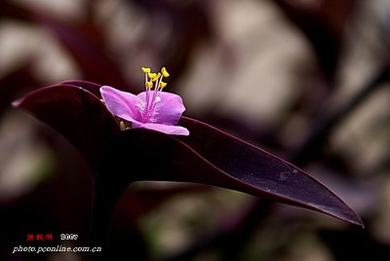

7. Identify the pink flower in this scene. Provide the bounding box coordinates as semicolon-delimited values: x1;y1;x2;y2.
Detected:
100;66;189;136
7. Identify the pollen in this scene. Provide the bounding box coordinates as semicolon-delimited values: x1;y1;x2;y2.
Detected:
159;81;167;88
145;81;153;88
142;66;170;91
149;72;162;82
161;67;170;78
142;67;151;73
148;72;157;80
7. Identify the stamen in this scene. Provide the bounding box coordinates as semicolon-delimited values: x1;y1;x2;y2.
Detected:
144;69;151;115
148;72;161;82
161;67;170;78
142;67;151;73
141;66;170;119
155;73;163;91
159;81;167;88
151;73;167;112
145;81;153;88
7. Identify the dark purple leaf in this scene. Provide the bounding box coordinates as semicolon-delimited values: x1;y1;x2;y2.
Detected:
178;117;363;226
13;84;363;227
100;126;362;227
13;84;120;164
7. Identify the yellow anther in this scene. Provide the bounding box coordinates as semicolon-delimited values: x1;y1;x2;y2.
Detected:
161;67;170;78
142;67;151;73
151;73;162;82
142;66;170;90
148;72;157;81
145;81;153;88
159;81;167;88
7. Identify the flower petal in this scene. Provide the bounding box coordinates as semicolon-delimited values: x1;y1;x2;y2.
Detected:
138;91;185;125
139;123;189;136
100;86;143;124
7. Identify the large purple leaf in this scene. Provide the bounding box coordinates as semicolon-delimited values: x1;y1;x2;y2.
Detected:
178;117;363;226
13;83;362;226
100;126;362;227
13;84;120;164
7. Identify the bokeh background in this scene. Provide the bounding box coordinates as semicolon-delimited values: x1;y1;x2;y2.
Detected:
0;0;389;260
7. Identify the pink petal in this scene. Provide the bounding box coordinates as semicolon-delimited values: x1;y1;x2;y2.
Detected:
100;86;143;124
138;91;185;125
140;123;190;136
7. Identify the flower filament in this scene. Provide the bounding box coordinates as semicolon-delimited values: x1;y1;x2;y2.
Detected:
141;66;170;121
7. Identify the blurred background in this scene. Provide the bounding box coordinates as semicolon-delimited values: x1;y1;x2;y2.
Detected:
0;0;389;260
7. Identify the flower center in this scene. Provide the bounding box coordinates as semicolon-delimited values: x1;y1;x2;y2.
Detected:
140;66;170;123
